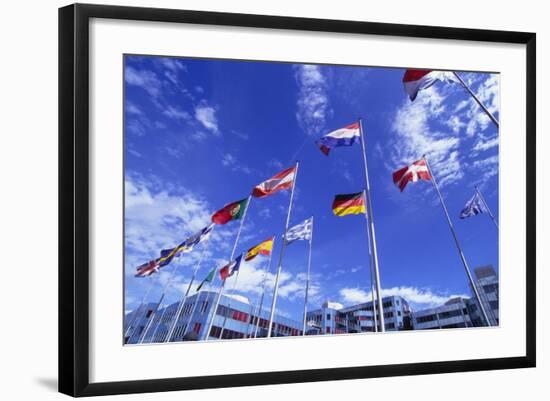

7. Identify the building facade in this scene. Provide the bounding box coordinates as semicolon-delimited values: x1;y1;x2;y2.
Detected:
125;291;302;344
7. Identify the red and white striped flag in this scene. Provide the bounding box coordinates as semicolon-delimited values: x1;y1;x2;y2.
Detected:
392;159;431;192
252;166;296;198
403;69;458;101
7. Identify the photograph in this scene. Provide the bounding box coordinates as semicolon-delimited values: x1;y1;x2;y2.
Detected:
122;55;500;345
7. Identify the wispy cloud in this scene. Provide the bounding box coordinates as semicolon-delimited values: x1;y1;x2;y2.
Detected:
125;66;162;98
195;101;219;135
294;65;331;136
163;105;191;122
339;286;469;310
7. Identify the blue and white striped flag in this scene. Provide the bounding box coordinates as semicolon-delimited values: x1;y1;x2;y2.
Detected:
284;217;313;244
459;193;487;219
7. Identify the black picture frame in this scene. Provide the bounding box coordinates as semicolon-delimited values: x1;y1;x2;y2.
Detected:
59;3;536;397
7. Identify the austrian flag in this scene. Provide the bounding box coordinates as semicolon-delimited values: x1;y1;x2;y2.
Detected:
392;159;431;192
403;69;458;101
252;166;296;198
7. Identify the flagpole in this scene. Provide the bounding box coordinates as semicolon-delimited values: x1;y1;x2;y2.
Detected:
254;243;275;338
205;195;252;341
475;186;499;230
302;216;314;335
423;155;491;326
163;239;210;343
267;161;299;338
362;190;378;332
137;262;182;344
452;72;499;129
358;119;386;332
127;272;163;342
124;275;156;340
219;197;253;339
182;281;213;341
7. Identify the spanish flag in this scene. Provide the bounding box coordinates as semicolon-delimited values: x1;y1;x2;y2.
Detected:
245;237;274;261
332;192;366;216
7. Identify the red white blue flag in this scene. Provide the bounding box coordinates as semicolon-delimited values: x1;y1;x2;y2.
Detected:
403;69;458;101
316;122;360;156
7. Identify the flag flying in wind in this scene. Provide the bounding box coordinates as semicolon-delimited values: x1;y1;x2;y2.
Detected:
332;192;366;216
403;69;459;101
460;192;487;219
285;217;313;244
158;223;214;267
245;237;274;261
315;122;361;156
392;159;431;192
219;254;243;281
135;259;161;277
252;166;296;198
211;198;249;225
197;266;217;291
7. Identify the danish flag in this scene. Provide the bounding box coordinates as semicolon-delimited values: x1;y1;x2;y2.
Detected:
392;159;431;192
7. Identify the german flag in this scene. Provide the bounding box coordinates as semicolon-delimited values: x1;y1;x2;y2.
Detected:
332;192;366;217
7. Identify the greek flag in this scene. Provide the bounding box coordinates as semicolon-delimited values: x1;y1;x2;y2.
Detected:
284;217;313;244
459;193;486;219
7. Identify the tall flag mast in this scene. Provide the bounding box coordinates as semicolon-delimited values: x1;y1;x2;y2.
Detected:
362;189;379;332
421;155;492;326
267;161;300;337
163;232;213;343
205;195;252;341
253;238;276;338
124;277;157;342
301;217;314;335
452;72;499;129
358;118;386;332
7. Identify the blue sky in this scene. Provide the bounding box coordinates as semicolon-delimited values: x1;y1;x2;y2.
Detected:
123;55;499;321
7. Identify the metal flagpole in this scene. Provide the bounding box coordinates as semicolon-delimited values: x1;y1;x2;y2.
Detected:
358;119;386;332
127;271;163;342
475;186;499;230
423;155;491;326
138;262;183;344
254;241;275;338
124;276;156;339
163;238;210;343
362;190;378;333
219;197;254;339
181;281;212;340
302;217;314;335
205;195;252;341
267;161;299;338
452;72;499;129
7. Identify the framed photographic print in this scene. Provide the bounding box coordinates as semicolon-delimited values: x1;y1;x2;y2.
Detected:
58;3;536;397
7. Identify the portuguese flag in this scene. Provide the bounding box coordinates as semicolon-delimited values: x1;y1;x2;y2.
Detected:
332;192;366;217
211;198;249;225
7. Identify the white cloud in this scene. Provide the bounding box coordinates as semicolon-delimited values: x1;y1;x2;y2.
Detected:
125;66;162;98
195;102;219;134
390;86;463;188
126;102;142;116
163;105;190;122
472;136;499;153
294;65;331;136
220;153;253;175
339;286;469;310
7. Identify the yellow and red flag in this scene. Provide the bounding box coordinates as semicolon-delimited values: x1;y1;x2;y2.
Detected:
245;237;274;261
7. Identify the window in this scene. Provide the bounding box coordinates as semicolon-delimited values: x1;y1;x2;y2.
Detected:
397;311;401;316
438;309;463;319
386;323;395;329
193;322;202;334
417;314;437;323
326;314;331;321
489;300;499;310
146;309;153;318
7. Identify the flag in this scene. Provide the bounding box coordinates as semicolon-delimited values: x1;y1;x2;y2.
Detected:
245;237;274;261
197;266;216;291
460;192;487;219
392;159;431;192
158;224;214;267
252;167;296;198
332;192;366;216
403;69;459;101
285;217;313;244
219;254;243;281
211;198;249;225
135;259;160;277
315;122;361;156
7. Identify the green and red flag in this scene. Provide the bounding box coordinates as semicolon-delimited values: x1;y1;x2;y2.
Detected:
211;198;249;225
